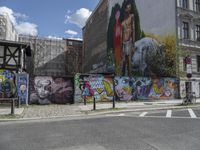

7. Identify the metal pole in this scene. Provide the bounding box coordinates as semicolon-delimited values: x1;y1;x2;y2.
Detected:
112;75;115;109
84;98;86;105
11;99;15;115
93;97;96;110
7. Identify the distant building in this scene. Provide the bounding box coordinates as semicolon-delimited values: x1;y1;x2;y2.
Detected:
0;14;18;41
19;35;83;76
65;39;83;74
19;35;67;76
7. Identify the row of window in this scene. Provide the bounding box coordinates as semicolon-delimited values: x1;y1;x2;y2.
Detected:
182;0;200;12
182;21;200;40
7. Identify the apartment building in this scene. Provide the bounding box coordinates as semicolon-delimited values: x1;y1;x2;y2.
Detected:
83;0;200;98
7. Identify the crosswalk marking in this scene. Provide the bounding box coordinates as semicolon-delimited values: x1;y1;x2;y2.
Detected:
166;110;172;118
139;112;148;117
188;109;197;118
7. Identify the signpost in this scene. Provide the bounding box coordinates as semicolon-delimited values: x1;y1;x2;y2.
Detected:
185;56;192;103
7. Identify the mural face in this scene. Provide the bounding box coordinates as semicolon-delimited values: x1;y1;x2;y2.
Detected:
30;76;73;105
17;73;29;105
0;69;16;98
114;77;133;101
75;75;114;103
107;0;176;77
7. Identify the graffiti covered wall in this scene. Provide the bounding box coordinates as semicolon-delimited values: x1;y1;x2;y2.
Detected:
74;74;178;102
114;77;178;100
30;76;73;104
74;74;114;103
0;69;16;98
17;73;29;105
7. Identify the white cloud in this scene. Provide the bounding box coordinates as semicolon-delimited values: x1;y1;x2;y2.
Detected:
14;12;29;20
65;29;78;36
15;22;38;36
65;8;92;28
46;35;62;40
0;6;38;36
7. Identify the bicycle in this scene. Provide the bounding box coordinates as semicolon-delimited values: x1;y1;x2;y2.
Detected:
182;92;196;105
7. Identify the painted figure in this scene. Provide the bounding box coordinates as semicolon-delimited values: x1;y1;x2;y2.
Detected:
122;3;135;76
114;77;133;101
113;10;122;74
30;77;52;105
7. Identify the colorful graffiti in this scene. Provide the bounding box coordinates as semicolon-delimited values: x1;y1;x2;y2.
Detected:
30;76;73;105
74;75;114;103
17;73;29;105
107;0;176;77
74;74;178;102
107;0;142;76
0;69;16;98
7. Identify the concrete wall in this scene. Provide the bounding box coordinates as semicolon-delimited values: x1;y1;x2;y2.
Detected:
135;0;176;35
83;0;108;73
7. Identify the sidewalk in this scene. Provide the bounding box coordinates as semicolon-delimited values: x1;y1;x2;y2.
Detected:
0;99;200;120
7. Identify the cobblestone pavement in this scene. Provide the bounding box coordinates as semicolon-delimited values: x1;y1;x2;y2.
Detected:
22;104;83;118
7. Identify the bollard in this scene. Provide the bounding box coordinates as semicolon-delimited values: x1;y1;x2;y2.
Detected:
93;97;96;110
11;99;15;115
84;98;86;105
113;95;115;109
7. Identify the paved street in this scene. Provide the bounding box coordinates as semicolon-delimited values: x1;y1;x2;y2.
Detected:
0;108;200;150
113;107;200;119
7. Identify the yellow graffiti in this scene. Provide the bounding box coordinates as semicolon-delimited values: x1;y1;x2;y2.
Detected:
102;79;114;96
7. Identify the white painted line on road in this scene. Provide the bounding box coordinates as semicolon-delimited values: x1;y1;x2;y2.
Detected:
188;109;197;118
166;110;172;118
139;112;148;117
118;113;125;116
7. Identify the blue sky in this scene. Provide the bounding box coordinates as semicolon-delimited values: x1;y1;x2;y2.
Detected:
0;0;100;39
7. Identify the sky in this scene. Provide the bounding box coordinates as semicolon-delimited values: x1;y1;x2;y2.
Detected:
0;0;100;40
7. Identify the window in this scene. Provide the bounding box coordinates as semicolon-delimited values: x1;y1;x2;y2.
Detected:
197;55;200;72
196;25;200;41
68;41;73;46
183;22;189;39
196;0;200;12
182;0;188;9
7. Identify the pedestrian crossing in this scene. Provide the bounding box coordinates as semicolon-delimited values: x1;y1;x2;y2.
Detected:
138;108;200;119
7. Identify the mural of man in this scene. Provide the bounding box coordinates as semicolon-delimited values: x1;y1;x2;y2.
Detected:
121;2;135;76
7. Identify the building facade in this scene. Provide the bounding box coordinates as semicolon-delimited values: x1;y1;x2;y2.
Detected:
19;35;67;76
0;14;18;41
83;0;200;99
65;39;83;74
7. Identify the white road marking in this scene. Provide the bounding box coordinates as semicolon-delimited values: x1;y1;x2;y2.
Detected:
139;112;148;117
166;110;172;118
118;113;125;116
188;109;197;118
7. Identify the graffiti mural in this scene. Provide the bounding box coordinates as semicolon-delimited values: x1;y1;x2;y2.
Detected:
75;74;178;102
74;75;114;103
17;73;29;105
114;77;178;101
0;69;16;98
114;76;133;101
30;76;73;105
107;0;176;77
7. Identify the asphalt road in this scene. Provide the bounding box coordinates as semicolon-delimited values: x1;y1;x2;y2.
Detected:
0;108;200;150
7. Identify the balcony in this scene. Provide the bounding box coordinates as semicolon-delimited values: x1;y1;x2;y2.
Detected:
179;38;200;48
